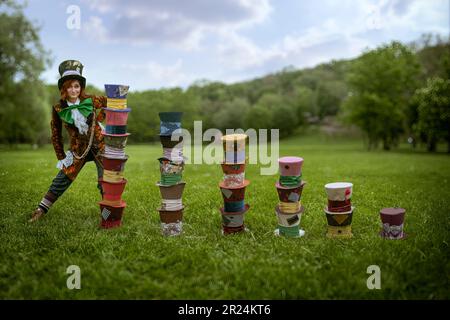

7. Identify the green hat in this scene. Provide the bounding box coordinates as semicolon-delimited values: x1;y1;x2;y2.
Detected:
58;60;86;90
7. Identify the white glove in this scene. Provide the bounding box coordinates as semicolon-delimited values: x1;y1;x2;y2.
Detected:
56;151;74;169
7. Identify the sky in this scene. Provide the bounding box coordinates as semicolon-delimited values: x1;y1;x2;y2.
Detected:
21;0;450;91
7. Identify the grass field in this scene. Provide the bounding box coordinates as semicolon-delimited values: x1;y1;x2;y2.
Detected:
1;135;449;299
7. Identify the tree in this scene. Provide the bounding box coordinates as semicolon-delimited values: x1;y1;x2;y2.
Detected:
342;41;420;150
0;0;51;145
412;77;450;152
212;98;250;131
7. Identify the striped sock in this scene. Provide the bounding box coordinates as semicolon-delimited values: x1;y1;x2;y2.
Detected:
38;192;58;213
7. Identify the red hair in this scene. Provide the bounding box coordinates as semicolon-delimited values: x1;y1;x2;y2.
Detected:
60;79;89;101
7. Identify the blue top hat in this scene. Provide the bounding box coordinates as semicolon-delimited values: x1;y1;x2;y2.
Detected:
159;112;183;136
104;84;130;99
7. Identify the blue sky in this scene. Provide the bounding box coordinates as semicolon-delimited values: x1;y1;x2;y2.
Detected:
23;0;449;91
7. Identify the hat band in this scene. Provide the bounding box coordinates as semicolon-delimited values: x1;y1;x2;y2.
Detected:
278;225;300;237
160;173;182;186
105;145;126;158
103;170;124;183
381;223;404;239
160;121;181;135
160;161;184;175
161;199;183;211
279;175;302;187
104;136;128;149
278;201;301;213
223;173;245;188
106;125;127;135
327;200;352;213
106;98;128;109
221;214;244;228
163;147;184;162
327;225;353;238
62;70;82;77
224;200;245;212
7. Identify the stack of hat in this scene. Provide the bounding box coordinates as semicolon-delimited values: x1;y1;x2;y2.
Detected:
324;182;354;238
98;84;131;229
219;134;250;235
156;112;185;236
274;157;306;238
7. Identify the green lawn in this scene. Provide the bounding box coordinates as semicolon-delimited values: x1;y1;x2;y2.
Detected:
1;136;449;299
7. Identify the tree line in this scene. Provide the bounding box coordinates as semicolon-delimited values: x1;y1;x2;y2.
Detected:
1;1;449;152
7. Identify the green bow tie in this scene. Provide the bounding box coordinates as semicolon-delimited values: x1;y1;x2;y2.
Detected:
58;98;93;124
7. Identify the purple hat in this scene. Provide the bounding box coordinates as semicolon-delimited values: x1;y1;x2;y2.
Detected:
380;208;406;239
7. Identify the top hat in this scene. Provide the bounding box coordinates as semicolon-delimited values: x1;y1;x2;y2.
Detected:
160;135;184;148
275;181;306;202
324;207;354;226
221;134;247;152
219;180;250;202
103;108;131;126
379;207;406;239
379;207;405;225
278;157;304;176
104;84;130;99
159;112;183;123
159;112;183;136
58;60;86;90
221;163;245;175
157;181;186;200
324;182;353;201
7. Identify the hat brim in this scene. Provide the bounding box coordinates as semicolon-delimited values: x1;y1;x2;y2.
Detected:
157;205;185;212
275;204;304;215
58;75;86;90
323;206;354;215
98;199;127;208
219;179;250;189
101;131;131;137
379;231;408;240
156;181;186;187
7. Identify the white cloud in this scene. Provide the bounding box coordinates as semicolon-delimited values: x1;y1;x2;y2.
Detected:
214;0;448;78
82;16;109;43
118;59;192;89
78;0;448;88
82;0;272;49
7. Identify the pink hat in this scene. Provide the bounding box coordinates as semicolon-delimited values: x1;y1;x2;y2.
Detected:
278;157;304;176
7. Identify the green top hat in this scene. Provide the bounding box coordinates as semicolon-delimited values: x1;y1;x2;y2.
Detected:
58;60;86;90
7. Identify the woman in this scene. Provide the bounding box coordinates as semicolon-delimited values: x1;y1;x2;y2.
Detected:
29;60;107;222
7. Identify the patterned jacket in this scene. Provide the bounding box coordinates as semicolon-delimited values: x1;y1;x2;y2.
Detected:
51;95;106;180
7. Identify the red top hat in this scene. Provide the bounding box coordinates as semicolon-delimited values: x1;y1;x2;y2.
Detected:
219;180;250;202
275;181;306;202
221;163;246;175
379;208;405;226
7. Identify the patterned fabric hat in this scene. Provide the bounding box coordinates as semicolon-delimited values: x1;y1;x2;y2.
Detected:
58;60;86;89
